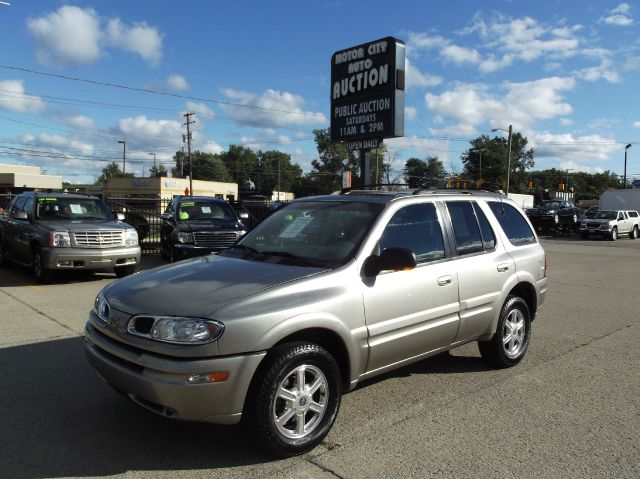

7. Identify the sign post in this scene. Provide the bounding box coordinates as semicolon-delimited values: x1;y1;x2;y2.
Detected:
330;36;405;188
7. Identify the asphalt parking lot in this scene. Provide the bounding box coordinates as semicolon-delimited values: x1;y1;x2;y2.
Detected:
0;236;638;479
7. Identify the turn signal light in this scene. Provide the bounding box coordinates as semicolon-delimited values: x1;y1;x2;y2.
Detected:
187;372;229;384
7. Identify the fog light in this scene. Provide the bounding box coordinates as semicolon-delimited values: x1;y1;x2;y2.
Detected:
187;372;229;384
58;260;72;267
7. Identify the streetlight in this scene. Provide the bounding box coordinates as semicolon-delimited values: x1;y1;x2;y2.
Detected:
470;148;486;181
118;140;126;175
149;152;157;176
624;144;632;189
491;125;513;194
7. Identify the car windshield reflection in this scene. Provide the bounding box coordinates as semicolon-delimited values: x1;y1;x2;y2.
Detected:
220;201;384;268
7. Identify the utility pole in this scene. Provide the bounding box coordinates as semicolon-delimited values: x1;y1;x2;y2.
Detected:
118;140;126;175
183;112;195;196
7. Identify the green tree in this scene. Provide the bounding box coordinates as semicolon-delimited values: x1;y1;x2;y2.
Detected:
95;162;133;184
149;163;168;177
173;151;232;182
256;150;303;195
403;156;447;187
219;145;259;189
309;128;359;193
462;132;534;192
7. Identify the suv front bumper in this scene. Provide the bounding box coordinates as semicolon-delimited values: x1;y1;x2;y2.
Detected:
84;319;266;425
42;245;141;270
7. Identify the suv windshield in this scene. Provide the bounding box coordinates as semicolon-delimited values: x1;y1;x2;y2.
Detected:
593;210;617;220
36;197;113;220
177;200;235;221
222;200;383;268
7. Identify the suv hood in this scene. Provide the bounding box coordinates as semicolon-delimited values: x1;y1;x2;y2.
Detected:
38;219;131;232
176;219;244;233
102;254;327;317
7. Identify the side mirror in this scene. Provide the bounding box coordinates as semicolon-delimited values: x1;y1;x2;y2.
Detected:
14;211;28;220
239;212;249;220
364;247;417;276
116;213;125;221
161;213;173;221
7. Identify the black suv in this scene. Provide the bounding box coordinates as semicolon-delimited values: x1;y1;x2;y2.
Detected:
160;196;248;262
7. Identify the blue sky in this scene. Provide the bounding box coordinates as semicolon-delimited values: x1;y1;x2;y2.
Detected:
1;0;639;184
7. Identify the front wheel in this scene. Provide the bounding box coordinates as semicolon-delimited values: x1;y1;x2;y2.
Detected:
114;265;136;278
32;246;53;283
610;227;618;241
629;225;639;240
478;296;531;368
244;342;342;457
580;232;589;240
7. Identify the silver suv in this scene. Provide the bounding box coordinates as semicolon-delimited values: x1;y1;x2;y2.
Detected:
84;189;547;457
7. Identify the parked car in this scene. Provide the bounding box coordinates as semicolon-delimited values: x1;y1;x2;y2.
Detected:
526;199;581;232
160;196;248;262
579;209;640;240
0;192;141;282
85;189;547;457
576;206;599;229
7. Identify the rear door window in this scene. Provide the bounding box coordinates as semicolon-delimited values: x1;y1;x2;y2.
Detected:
446;201;483;256
488;202;536;246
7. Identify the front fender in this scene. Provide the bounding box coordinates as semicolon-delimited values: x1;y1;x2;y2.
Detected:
254;312;368;387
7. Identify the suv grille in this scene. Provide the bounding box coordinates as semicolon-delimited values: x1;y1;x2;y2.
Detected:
193;231;238;249
74;231;123;248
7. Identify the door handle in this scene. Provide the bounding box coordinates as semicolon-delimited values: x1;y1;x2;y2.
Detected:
497;263;510;272
437;275;452;286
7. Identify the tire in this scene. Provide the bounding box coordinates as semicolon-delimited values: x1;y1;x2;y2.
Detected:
32;246;53;283
0;239;8;267
610;227;618;241
160;240;169;260
478;296;531;368
629;225;639;240
114;264;136;278
169;246;176;263
244;342;342;458
580;232;589;240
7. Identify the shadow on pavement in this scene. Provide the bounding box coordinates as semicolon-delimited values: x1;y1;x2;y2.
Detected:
0;338;275;479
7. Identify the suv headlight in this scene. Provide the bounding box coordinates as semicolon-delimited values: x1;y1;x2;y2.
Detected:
547;209;555;214
48;231;71;247
124;229;138;246
94;292;110;325
127;315;224;344
177;232;193;243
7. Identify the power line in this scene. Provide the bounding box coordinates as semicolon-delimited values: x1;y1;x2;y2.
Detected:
0;64;326;119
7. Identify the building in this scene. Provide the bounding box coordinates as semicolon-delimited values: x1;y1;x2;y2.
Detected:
0;164;62;194
102;176;238;201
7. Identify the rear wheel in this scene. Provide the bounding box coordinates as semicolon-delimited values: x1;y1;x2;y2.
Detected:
244;342;342;457
580;232;589;239
479;296;531;368
0;239;8;267
160;239;169;260
32;246;53;283
629;225;639;240
610;227;618;241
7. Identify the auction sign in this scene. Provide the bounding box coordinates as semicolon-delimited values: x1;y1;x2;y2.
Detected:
330;36;405;144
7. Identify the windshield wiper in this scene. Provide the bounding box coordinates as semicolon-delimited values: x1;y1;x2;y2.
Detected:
228;244;262;257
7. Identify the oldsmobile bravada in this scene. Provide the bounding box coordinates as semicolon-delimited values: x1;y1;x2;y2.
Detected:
84;189;547;457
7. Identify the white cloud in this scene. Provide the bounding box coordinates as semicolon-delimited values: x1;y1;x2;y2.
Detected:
385;136;452;164
59;115;97;130
531;131;620;163
20;133;94;156
0;80;46;113
577;59;621;83
185;101;215;119
26;6;101;67
26;6;164;67
405;106;418;121
106;19;163;65
479;54;514;73
600;3;633;26
560;118;574;126
425;77;575;131
116;115;183;142
220;88;326;128
441;44;480;65
167;75;190;91
199;140;223;155
405;59;442;88
633;121;640;128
